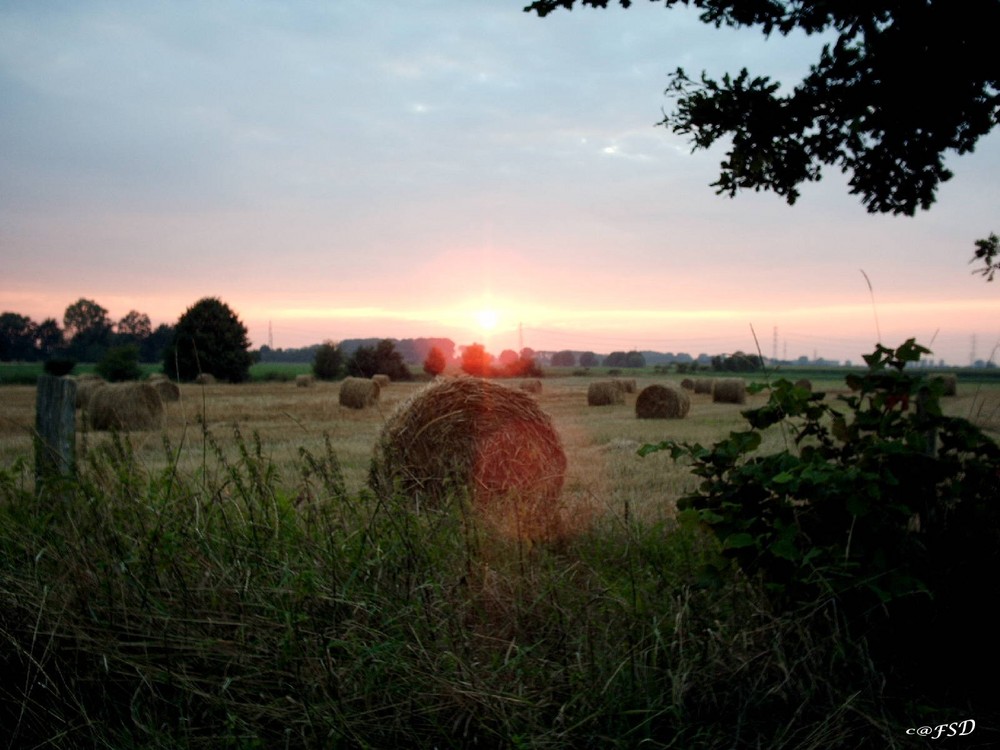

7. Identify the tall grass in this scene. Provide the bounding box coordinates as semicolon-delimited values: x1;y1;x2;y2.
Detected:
0;424;909;749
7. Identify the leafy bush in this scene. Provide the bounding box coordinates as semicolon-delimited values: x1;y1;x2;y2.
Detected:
163;297;254;383
422;345;446;377
347;339;411;380
641;339;1000;706
96;344;142;382
312;340;344;380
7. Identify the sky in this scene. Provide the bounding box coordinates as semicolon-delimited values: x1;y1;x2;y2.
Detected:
2;1;998;366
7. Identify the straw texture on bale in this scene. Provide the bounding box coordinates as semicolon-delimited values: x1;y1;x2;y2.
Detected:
680;378;695;391
89;382;164;431
371;378;566;537
147;373;169;382
614;378;637;394
712;378;747;404
75;377;106;409
794;378;813;392
519;379;542;394
152;379;181;402
372;374;391;389
694;378;713;395
587;381;624;406
194;373;216;385
296;374;315;388
932;374;957;396
635;384;690;419
339;377;380;409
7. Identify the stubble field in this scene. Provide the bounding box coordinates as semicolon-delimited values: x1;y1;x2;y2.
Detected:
2;372;997;531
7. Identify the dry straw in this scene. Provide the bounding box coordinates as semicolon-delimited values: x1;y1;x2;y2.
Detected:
89;382;164;431
296;374;315;388
339;377;380;409
694;378;714;395
680;378;695;391
74;377;106;409
372;374;391;389
371;377;567;539
519;379;542;394
712;378;747;404
152;379;181;403
588;381;624;406
635;384;690;419
194;373;216;385
614;378;637;394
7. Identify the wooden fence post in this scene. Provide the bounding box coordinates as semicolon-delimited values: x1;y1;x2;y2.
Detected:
35;374;77;486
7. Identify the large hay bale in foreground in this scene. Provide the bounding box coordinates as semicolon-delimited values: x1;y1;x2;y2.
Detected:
712;378;747;404
371;378;567;537
635;384;690;419
372;374;391;389
339;377;380;409
588;381;624;406
89;382;164;431
75;377;107;409
693;378;713;395
152;378;181;402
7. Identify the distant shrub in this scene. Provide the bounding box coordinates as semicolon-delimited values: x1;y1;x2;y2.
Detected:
97;345;142;382
312;341;344;381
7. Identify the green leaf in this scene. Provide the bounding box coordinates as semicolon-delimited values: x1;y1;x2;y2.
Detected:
723;532;756;550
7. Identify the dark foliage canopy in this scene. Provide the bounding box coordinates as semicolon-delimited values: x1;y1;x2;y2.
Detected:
525;0;1000;217
164;297;254;383
347;339;412;381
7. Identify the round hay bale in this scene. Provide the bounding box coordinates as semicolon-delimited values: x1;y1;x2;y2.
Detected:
371;378;566;537
89;382;164;431
587;381;624;406
519;379;542;394
693;378;713;395
152;378;181;402
680;378;695;391
932;374;957;396
635;384;690;419
296;374;315;388
712;378;747;404
194;373;216;385
793;378;813;392
75;377;107;409
614;378;637;394
372;374;391;389
339;376;380;409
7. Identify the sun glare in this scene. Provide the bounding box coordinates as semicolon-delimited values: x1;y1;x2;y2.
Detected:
476;308;499;331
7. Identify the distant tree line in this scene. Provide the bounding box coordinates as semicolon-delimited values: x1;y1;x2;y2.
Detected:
0;298;174;365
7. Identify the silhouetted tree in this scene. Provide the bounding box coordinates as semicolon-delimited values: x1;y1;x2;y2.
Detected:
579;351;598;367
0;313;36;361
97;345;142;382
527;1;999;218
312;341;344;381
423;346;447;377
164;297;254;383
64;298;113;362
551;350;575;367
34;318;64;360
347;339;411;380
461;343;493;377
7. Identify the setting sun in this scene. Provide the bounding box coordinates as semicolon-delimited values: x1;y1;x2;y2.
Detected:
476;308;499;331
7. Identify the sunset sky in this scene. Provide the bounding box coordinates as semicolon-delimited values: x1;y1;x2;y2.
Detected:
2;1;998;365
